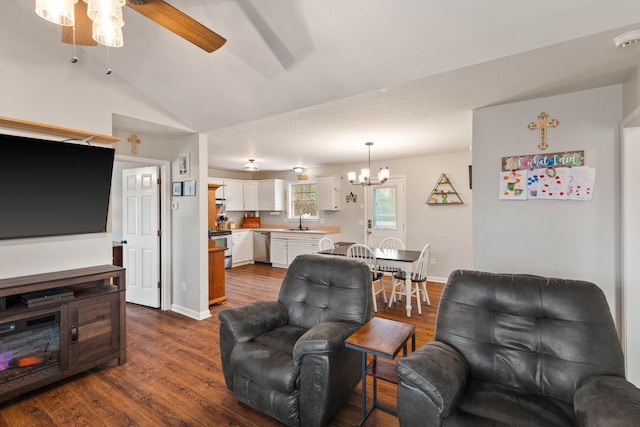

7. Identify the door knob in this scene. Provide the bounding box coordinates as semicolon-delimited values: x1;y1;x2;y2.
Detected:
120;240;127;245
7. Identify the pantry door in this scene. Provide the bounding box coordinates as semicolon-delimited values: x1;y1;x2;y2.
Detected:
364;176;406;247
122;166;160;308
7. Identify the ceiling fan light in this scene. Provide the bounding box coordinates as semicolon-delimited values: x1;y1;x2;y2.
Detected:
244;159;259;171
35;0;77;26
92;18;124;47
87;0;124;23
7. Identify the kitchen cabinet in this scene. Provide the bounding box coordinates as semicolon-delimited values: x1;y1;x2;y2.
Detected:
270;236;288;267
258;179;284;211
225;179;258;211
208;245;226;305
305;233;340;254
232;230;253;267
287;235;306;265
225;179;244;211
208;184;224;230
271;232;340;268
207;177;225;199
317;176;341;211
244;181;259;211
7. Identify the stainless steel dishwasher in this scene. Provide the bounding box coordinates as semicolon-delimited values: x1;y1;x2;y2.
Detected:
253;231;271;264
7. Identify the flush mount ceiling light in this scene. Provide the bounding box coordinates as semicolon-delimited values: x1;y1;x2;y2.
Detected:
293;166;304;174
244;159;259;171
614;29;640;48
348;142;389;186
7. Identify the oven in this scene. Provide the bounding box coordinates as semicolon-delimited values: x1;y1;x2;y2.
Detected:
209;230;233;268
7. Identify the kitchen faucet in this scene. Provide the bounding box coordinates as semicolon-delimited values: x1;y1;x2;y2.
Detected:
298;212;307;230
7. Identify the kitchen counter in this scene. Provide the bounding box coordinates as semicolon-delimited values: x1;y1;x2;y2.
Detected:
234;225;340;235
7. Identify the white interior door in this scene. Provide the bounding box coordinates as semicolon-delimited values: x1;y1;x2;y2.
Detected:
122;166;160;308
365;176;406;247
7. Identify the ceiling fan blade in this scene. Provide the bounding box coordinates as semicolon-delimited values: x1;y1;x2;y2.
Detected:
125;0;226;53
61;1;97;46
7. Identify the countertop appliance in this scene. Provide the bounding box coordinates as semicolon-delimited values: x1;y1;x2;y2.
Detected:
253;231;271;264
209;230;233;268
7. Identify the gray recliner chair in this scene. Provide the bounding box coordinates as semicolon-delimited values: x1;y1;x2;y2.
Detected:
395;269;640;426
218;254;374;426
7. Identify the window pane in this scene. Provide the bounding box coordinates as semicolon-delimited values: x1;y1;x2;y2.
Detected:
290;183;318;217
373;187;396;229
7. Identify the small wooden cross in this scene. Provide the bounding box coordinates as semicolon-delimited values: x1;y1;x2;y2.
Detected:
528;112;558;150
127;134;141;154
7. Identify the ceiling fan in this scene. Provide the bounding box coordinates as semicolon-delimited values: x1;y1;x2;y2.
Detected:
61;0;226;53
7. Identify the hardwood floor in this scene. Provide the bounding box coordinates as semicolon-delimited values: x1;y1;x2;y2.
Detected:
0;263;443;427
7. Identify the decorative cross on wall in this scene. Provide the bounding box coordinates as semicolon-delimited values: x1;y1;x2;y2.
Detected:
128;134;141;154
528;112;558;150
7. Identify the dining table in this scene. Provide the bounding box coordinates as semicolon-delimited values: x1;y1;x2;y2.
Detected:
318;244;422;317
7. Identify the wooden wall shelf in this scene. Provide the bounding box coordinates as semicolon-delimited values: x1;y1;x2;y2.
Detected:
426;173;464;205
0;116;120;144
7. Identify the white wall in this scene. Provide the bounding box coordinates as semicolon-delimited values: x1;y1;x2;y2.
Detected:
473;85;622;325
168;134;210;319
211;149;473;282
0;4;208;321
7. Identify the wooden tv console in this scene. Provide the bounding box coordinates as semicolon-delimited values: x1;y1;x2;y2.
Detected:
0;265;126;403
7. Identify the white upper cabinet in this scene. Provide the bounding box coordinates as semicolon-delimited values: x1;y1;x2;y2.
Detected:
317;176;341;211
243;181;259;211
258;179;284;211
208;177;225;199
224;179;259;211
224;179;244;211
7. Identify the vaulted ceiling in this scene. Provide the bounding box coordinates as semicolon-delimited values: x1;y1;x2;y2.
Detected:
6;1;640;171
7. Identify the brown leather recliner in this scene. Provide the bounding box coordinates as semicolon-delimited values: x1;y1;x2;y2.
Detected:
218;254;374;427
395;270;640;426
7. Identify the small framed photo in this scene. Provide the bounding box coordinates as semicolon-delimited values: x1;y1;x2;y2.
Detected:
177;152;190;178
172;182;183;196
183;180;196;196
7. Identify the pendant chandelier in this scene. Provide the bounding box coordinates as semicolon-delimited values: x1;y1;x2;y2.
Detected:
348;142;389;186
35;0;125;48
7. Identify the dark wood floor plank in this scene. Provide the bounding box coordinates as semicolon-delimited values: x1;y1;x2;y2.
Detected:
0;263;443;426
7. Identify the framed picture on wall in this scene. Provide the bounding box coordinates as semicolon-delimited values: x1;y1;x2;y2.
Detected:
178;152;190;177
172;182;183;196
183;180;196;196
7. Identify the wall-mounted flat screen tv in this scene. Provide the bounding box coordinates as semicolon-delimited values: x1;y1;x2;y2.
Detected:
0;133;115;240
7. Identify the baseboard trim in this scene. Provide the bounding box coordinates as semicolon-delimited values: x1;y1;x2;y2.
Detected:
171;304;212;320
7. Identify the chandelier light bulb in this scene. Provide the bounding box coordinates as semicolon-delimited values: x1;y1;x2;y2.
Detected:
348;142;390;186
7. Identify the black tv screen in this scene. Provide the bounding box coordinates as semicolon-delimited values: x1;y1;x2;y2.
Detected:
0;133;115;240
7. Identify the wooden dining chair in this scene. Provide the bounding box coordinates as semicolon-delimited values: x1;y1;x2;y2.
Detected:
347;244;386;312
389;243;430;314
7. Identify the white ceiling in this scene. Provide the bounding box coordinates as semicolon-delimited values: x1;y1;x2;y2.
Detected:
7;1;640;171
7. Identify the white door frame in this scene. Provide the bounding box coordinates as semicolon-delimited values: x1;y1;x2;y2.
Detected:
363;175;407;246
116;154;172;311
621;107;640;386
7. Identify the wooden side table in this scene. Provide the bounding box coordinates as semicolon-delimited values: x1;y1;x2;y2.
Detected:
345;317;416;426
